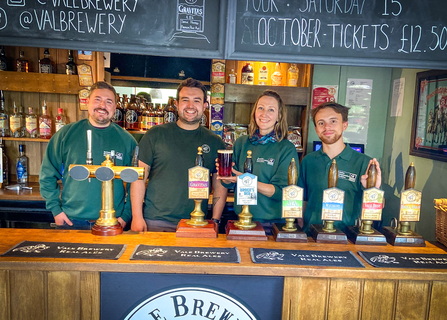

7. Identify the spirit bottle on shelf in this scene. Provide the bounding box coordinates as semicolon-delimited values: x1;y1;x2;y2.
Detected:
125;94;139;130
241;63;254;85
10;103;24;138
55;108;66;132
0;91;9;137
156;104;164;126
0;46;8;71
16;51;29;73
271;63;283;86
287;64;299;87
65;50;77;75
39;101;52;139
227;68;237;84
258;62;269;85
39;48;54;74
164;98;177;123
16;144;28;187
25;107;38;138
0;139;8;187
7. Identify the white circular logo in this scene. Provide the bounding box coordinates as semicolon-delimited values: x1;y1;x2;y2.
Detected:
124;287;258;320
242;176;252;186
201;144;210;153
328;191;339;201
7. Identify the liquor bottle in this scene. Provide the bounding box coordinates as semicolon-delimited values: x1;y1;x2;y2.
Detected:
9;103;24;138
65;50;77;75
201;104;209;128
287;63;299;86
16;144;28;187
25;107;38;138
258;62;269;85
195;146;204;167
55;108;66;132
39;48;54;74
16;51;29;73
39;101;52;139
132;146;139;167
0;91;9;137
156;104;164;126
112;94;124;127
271;63;283;86
227;68;237;84
0;46;8;71
125;94;139;130
244;150;253;174
241;63;254;85
164;98;177;123
0;139;8;186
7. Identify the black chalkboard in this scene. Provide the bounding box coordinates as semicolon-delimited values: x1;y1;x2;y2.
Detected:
0;0;226;59
226;0;447;69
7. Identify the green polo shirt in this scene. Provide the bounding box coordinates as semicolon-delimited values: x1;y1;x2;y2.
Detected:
298;145;371;233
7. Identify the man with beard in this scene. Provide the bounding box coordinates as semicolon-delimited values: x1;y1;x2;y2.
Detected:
298;102;381;233
130;78;227;232
40;81;137;229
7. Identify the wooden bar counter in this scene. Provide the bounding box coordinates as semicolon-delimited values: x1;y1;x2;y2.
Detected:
1;228;446;320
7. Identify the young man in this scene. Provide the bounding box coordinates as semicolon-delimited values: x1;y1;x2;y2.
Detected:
131;78;227;232
298;102;381;233
40;81;137;229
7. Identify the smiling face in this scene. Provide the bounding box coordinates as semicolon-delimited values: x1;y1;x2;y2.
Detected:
87;88;116;127
254;95;279;135
314;107;348;145
176;87;206;129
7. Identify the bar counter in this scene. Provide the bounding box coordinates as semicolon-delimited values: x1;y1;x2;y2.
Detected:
1;228;447;320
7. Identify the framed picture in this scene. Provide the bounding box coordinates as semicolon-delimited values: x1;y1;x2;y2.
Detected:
410;70;447;162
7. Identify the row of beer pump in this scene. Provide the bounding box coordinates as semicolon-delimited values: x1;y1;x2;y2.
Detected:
70;138;425;246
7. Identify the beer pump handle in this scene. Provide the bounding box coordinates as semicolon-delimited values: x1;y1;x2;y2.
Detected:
328;159;338;188
288;158;298;186
86;130;93;165
366;161;377;189
244;150;253;174
132;146;140;167
195;146;204;167
404;162;416;190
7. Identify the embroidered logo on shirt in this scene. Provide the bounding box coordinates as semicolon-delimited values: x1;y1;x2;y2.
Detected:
201;144;210;153
338;170;357;182
256;157;275;166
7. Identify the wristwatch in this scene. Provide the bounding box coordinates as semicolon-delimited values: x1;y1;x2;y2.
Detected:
212;218;221;226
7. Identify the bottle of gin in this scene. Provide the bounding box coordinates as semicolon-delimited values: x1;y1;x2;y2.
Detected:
65;50;77;75
25;107;38;138
0;91;9;137
16;51;29;73
9;103;24;138
39;101;52;139
39;48;54;74
0;46;8;71
55;108;66;132
258;62;269;85
16;144;28;186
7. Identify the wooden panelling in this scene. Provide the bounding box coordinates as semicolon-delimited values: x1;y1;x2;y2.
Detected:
428;281;447;320
10;270;46;320
395;280;430;320
282;277;328;320
0;72;82;94
0;270;10;320
80;272;100;320
48;271;81;320
328;278;362;320
361;279;396;320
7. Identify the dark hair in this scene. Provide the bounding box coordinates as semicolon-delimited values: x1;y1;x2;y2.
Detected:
176;78;207;104
89;81;117;103
311;102;350;126
248;90;288;142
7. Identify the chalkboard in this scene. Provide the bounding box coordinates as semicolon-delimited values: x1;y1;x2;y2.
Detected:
0;0;226;59
226;0;447;69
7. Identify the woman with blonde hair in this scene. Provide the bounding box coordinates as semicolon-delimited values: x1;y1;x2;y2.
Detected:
218;90;298;233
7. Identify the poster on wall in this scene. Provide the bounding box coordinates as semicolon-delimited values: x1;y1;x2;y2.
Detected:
344;79;373;145
312;85;338;109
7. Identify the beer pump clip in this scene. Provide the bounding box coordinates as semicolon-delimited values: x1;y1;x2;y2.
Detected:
69;130;144;236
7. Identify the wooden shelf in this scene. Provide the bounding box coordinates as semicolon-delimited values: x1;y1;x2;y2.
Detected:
127;130;146;135
111;75;211;87
0;71;82;94
2;137;50;142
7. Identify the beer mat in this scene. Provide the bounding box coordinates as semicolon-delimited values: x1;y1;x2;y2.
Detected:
1;241;126;260
359;251;447;269
250;248;365;268
130;245;240;263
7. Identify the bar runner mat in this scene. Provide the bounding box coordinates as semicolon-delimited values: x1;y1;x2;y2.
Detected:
359;251;447;269
130;245;240;263
251;248;364;268
1;241;126;260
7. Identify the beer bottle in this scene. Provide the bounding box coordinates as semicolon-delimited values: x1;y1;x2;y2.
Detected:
156;104;164;126
164;98;177;123
244;150;253;174
113;94;124;128
125;94;139;130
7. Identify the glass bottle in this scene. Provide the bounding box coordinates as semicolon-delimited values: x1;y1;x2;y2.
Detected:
25;107;38;138
138;97;146;130
9;103;24;138
122;94;128;128
258;62;269;85
112;94;124;127
55;108;66;132
141;103;150;131
16;51;29;73
125;94;139;130
65;50;77;75
241;63;254;85
0;91;9;137
287;63;299;87
201;104;209;128
39;48;54;74
148;103;157;129
0;46;8;71
227;68;237;84
39;101;52;139
163;98;177;123
16;144;28;187
156;104;164;126
0;138;9;187
271;63;283;86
